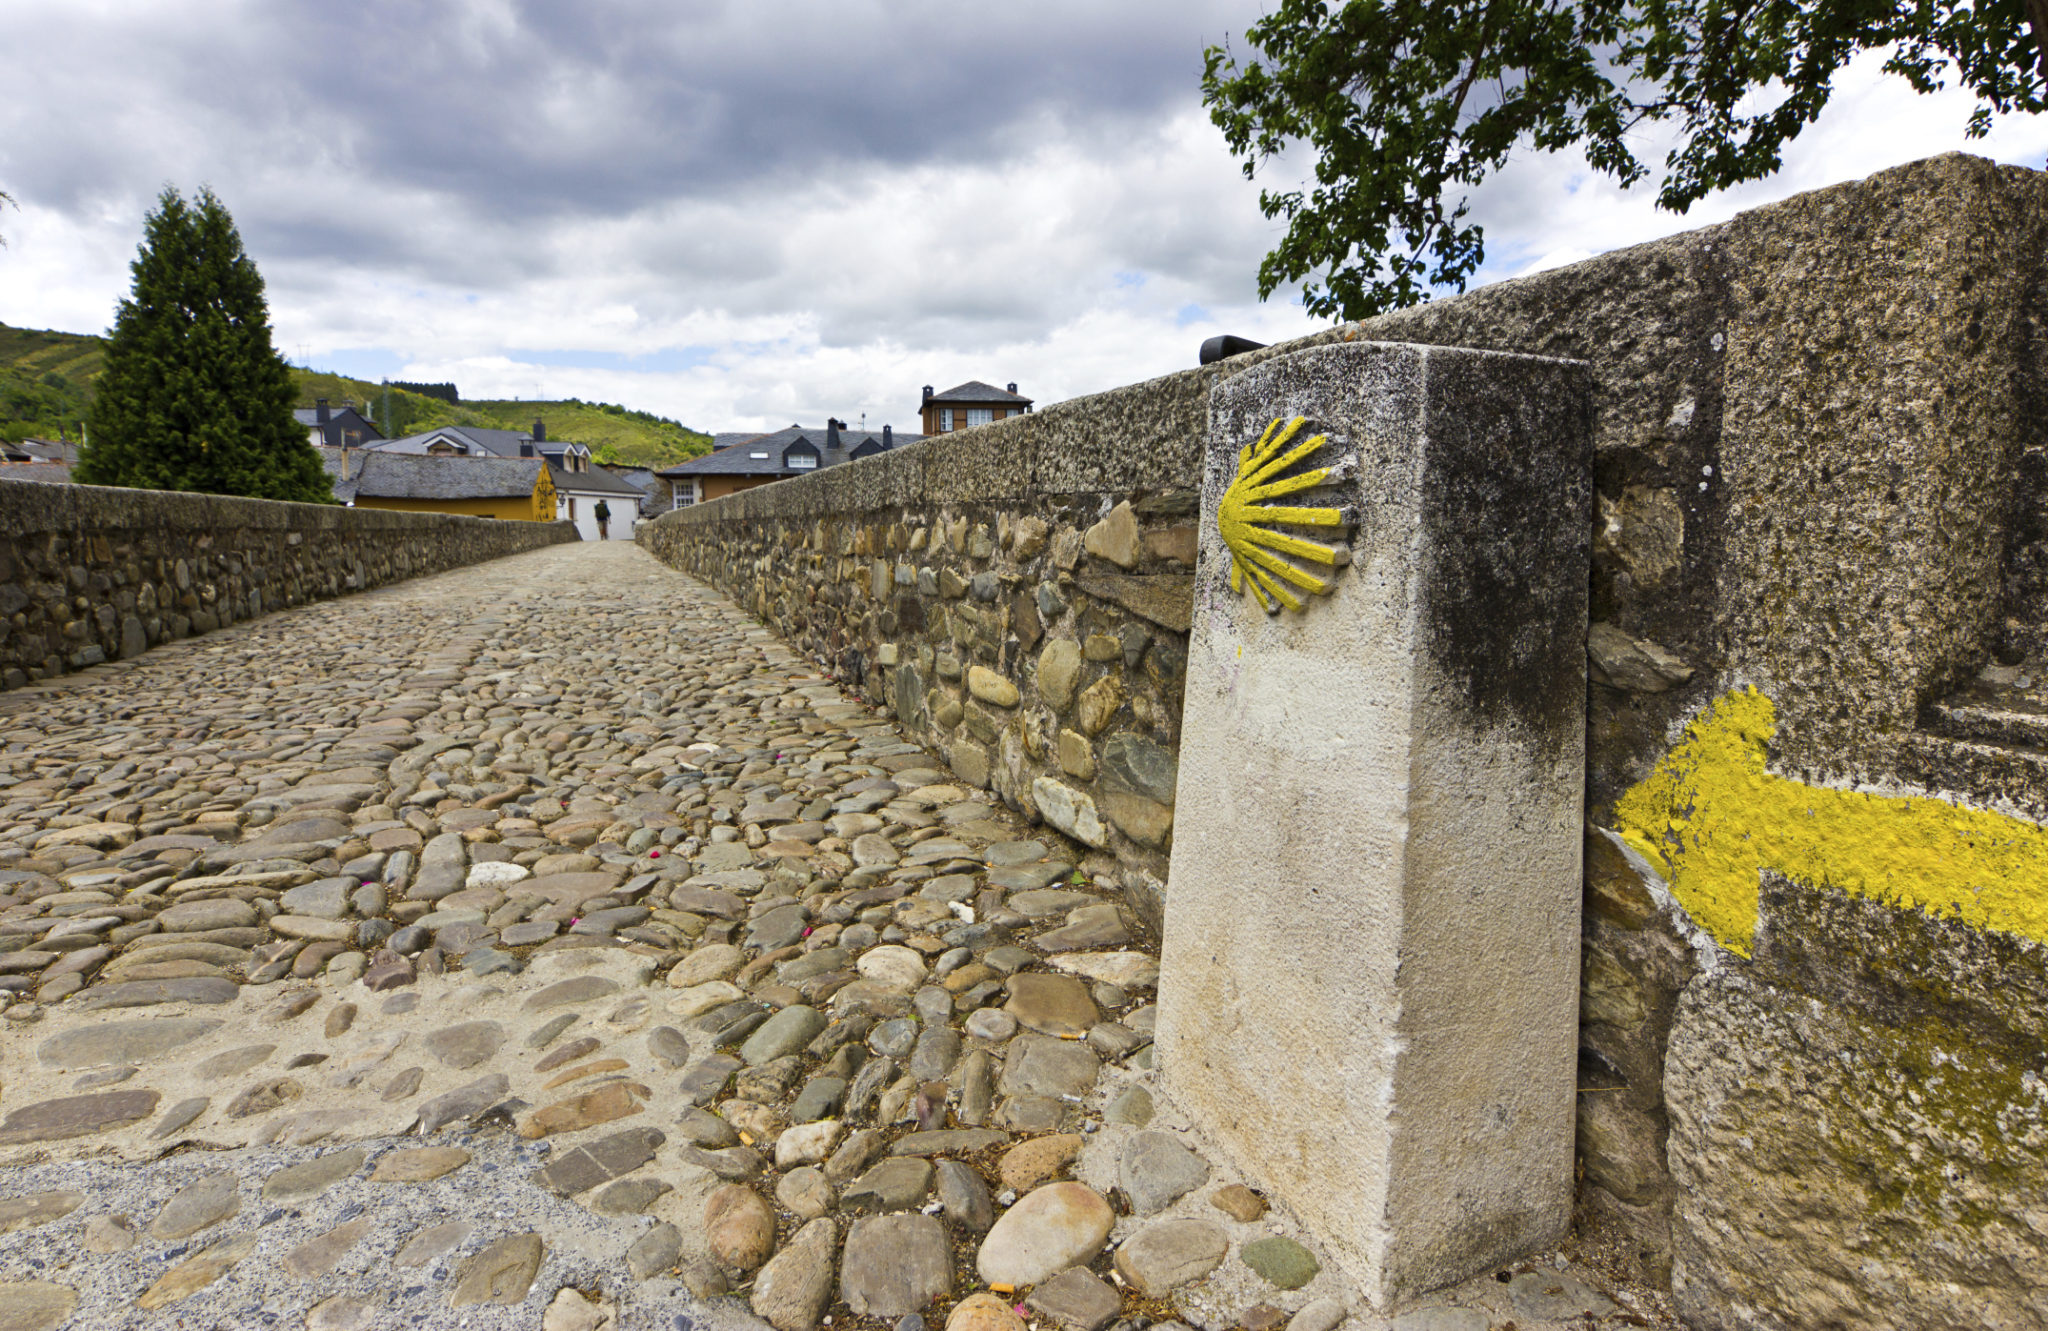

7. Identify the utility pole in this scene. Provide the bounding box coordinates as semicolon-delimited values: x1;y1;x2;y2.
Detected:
381;378;392;437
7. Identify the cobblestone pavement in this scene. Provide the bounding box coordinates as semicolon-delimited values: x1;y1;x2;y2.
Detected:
0;543;1672;1331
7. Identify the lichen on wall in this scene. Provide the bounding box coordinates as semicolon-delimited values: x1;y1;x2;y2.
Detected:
1614;687;2048;955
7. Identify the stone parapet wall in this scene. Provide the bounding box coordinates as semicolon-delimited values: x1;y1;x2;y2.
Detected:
645;153;2048;1329
0;479;577;689
638;371;1220;917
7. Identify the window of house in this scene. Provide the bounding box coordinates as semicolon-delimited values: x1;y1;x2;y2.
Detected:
788;453;818;470
967;408;993;426
940;408;954;431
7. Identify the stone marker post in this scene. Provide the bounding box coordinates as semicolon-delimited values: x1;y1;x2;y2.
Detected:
1157;341;1591;1307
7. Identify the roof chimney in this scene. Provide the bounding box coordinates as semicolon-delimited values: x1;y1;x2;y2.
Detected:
520;441;535;458
315;399;330;425
1006;383;1017;394
532;419;546;443
825;419;842;452
882;424;893;449
922;385;933;402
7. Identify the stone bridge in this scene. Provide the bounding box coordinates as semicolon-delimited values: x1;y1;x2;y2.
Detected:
0;543;1633;1331
2;152;2046;1331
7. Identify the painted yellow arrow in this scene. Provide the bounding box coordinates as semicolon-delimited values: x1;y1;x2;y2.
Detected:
1613;688;2048;956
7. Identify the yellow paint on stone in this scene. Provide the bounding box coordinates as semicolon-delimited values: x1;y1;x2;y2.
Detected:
1219;416;1348;613
1614;688;2048;955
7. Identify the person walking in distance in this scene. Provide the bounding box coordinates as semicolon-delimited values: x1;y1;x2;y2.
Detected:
594;500;611;541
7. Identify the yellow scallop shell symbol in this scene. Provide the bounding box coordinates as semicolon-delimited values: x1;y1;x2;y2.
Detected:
1218;415;1350;613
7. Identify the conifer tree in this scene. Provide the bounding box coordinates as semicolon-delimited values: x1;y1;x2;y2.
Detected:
76;187;333;502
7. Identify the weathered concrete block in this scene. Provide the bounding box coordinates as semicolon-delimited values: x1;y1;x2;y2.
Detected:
1157;341;1591;1307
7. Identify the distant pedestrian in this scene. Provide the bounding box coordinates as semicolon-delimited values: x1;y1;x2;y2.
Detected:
595;500;611;540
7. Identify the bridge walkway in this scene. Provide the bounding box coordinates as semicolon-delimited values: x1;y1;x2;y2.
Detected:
0;543;1653;1330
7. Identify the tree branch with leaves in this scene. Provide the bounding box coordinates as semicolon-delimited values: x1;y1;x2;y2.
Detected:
1205;0;2048;321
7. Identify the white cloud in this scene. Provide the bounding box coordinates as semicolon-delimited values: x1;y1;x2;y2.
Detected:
1461;47;2048;287
1;5;2042;435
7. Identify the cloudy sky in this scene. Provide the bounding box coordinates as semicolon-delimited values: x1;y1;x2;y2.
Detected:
2;1;2044;434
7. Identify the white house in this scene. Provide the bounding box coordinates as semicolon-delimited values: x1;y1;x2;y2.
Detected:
367;418;644;540
550;455;644;541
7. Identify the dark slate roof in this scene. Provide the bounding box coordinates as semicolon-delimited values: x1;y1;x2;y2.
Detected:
659;425;924;478
927;380;1031;405
293;406;384;448
7;439;80;464
367;425;536;458
0;462;74;485
321;448;544;502
363;430;628;495
548;463;644;497
292;406;378;426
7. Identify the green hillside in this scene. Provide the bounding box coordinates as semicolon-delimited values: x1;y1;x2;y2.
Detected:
463;400;712;468
0;323;103;443
0;321;713;467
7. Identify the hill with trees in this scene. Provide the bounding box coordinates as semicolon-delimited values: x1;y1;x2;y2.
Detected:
0;321;713;469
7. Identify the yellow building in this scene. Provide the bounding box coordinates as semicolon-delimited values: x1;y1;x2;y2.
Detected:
323;450;559;521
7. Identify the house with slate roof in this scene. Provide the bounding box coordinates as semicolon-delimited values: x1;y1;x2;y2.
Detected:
363;418;644;540
2;439;79;465
0;439;78;485
919;381;1031;436
657;419;923;506
295;399;383;450
368;419;557;460
321;448;559;522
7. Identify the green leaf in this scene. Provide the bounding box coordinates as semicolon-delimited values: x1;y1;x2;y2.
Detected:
1204;0;2047;322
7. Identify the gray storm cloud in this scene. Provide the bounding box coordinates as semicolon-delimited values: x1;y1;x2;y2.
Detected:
2;3;2041;428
